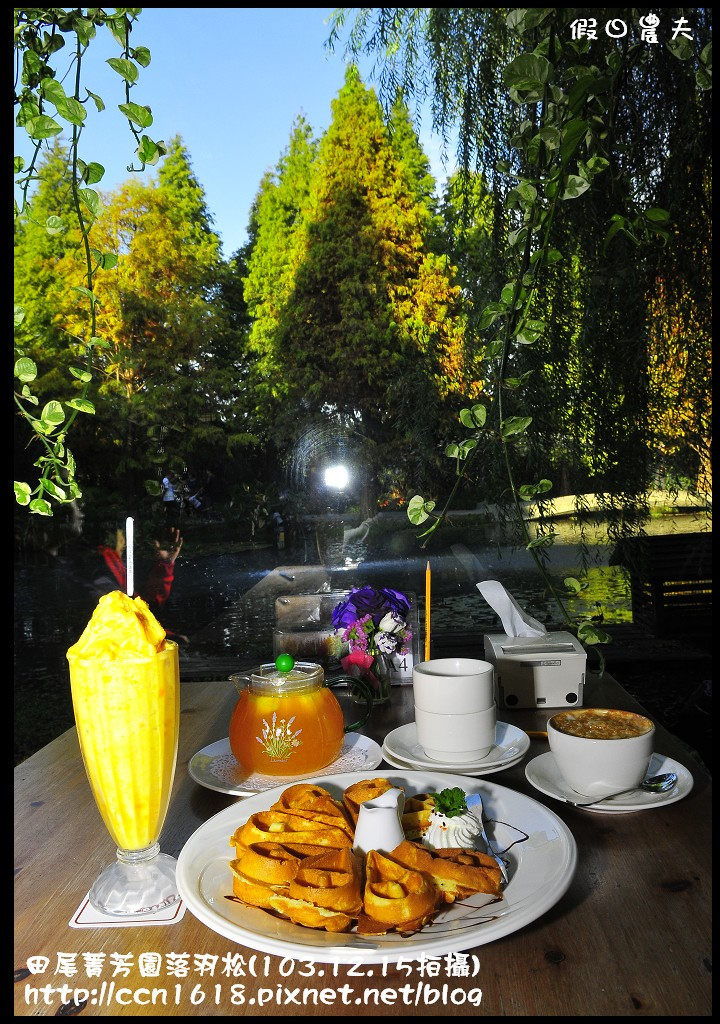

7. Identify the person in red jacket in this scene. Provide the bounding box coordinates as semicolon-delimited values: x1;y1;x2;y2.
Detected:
96;526;183;610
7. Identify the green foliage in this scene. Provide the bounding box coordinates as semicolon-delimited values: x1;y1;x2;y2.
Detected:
432;787;468;818
14;7;165;515
330;6;712;651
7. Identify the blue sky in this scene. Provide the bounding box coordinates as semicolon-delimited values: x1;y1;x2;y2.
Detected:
15;8;452;258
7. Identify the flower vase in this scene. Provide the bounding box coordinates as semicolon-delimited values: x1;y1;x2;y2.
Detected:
344;652;393;706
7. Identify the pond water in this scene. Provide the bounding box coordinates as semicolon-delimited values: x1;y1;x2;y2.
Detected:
13;509;708;764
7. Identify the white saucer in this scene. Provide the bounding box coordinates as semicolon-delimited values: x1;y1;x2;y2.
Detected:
382;721;530;773
382;745;527;776
525;751;694;813
188;733;383;797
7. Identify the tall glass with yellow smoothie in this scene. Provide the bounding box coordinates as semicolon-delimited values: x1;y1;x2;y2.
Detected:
67;590;180;915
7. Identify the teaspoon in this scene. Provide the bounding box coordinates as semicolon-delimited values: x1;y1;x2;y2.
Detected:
565;772;678;807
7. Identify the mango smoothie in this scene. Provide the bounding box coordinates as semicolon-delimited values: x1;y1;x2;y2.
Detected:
67;591;180;852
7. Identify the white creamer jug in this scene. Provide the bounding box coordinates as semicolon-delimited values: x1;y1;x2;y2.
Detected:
353;786;405;856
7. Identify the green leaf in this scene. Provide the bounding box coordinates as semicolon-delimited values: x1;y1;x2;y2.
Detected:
40;78;67;105
561;174;591;200
445;442;460;458
73;16;96;47
29;498;53;516
501;415;532;438
502;53;552;92
69;367;93;383
54;96;87;126
644;207;670;223
577;621;611;645
527;533;556;550
144;479;163;497
43;479;66;501
83;161;105;185
560;119;589;166
25;114;63;140
21;386;38;405
15;357;37;383
105;14;131;47
106;56;139;83
459;404;487;429
118;101;153;128
539;126;561;149
136;134;156;165
518;478;552;499
78;188;102;219
41;401;66;426
14;482;32;505
479;301;507;330
433;788;468;818
14;305;26;328
14;156;25;173
131;45;151;67
65;398;95;414
564;577;583;593
696;66;712;90
667;37;694;61
407;494;435;525
46;215;65;235
85;88;105;113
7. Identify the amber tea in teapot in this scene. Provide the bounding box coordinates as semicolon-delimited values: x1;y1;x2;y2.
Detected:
229;656;373;776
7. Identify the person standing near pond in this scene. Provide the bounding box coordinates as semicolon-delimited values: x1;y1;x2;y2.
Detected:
161;471;176;514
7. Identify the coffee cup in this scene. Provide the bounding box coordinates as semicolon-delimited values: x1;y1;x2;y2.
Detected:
412;658;494;714
414;703;497;762
547;708;655;799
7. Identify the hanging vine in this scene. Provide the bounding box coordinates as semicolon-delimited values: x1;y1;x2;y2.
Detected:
14;7;165;516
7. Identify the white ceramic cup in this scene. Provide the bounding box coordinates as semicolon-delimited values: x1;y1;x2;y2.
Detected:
412;657;495;715
547;708;655;799
414;703;497;762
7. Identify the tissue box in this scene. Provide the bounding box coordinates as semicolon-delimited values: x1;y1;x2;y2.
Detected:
484;631;586;709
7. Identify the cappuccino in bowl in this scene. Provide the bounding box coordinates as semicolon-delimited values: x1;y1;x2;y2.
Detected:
548;708;655;800
552;708;653;740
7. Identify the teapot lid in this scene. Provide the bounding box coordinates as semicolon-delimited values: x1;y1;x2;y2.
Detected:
249;655;324;694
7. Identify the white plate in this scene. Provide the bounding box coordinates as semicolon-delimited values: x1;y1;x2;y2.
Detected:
188;734;383;796
383;720;530;772
381;745;527;777
525;751;694;813
176;769;577;964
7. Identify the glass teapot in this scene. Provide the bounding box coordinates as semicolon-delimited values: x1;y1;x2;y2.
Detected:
228;655;374;776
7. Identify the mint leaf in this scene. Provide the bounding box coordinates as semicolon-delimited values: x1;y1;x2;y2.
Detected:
432;787;468;818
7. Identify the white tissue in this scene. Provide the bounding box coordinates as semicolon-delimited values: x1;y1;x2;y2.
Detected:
476;580;547;637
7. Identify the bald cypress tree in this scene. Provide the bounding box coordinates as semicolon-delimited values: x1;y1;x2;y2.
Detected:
245;67;470;511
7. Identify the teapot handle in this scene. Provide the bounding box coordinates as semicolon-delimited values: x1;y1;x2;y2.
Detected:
326;674;374;732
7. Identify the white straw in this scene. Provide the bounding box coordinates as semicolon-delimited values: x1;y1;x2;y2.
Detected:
126;516;134;597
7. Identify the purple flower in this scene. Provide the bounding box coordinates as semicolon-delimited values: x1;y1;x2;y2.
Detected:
331;586;410;630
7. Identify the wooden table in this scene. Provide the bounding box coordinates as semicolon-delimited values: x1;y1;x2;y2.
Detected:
15;672;711;1017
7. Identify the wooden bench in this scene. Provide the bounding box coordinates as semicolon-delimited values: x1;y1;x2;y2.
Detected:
609;532;712;636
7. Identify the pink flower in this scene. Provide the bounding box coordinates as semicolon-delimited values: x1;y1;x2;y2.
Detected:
341;650;374;673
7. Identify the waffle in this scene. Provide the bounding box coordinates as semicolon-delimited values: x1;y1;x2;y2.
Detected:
230;810;352;851
227;778;508;936
388;840;503;902
359;849;441;935
401;793;435;839
288;846;363;914
342;777;398;824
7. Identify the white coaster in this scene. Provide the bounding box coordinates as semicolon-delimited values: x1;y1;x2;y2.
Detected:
69;893;187;928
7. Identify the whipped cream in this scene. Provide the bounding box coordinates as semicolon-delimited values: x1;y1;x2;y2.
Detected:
423;809;481;849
